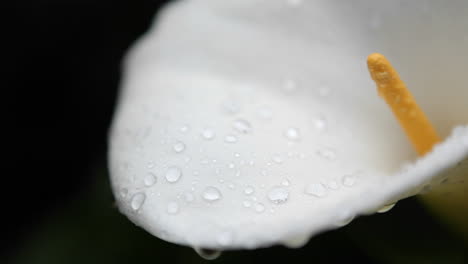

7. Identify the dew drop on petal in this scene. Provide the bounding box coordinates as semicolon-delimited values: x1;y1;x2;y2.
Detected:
342;174;357;187
144;173;157;187
281;179;291;186
244;186;255;195
284;127;300;140
165;166;182;183
267;186;289;204
377;203;396;213
243;200;252;208
173;141;186;153
130;193;146;211
254;203;265;213
120;188;128;198
272;154;284;164
166;201;180;215
201;129;216;140
202;186;222;202
316;148;337;161
257;106;273;120
313;117;327;130
282;79;298;94
224;135;238;143
305;183;328;197
233;119;252;134
194;248;222;260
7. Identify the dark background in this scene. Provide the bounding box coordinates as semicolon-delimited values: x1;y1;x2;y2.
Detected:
4;1;467;264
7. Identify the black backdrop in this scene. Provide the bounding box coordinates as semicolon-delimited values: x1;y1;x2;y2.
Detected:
4;2;467;264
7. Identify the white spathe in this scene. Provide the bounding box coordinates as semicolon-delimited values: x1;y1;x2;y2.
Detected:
109;0;468;249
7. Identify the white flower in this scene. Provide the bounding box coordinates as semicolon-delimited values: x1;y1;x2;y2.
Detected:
109;0;468;250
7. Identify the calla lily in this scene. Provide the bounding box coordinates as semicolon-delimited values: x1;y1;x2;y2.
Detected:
109;0;468;251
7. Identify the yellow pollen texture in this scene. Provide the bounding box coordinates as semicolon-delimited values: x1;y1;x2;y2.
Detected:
367;53;440;156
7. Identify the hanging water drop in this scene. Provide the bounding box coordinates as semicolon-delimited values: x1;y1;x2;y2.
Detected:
165;166;182;183
272;154;284;164
194;248;222;260
377;203;396;213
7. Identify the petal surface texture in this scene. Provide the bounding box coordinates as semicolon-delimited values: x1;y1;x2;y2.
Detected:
109;0;468;249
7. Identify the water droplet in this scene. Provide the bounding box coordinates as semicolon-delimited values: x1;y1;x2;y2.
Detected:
167;201;179;214
316;147;337;161
165;166;182;183
335;211;354;226
183;191;195;203
130;193;146;211
194;248;222;260
325;180;339;190
283;235;309;248
144;173;157;186
120;188;128;198
217;231;233;246
254;203;265;213
180;125;190;133
147;161;155;169
267;186;289;204
201;129;216;140
202;186;222;202
342;174;357;187
284;127;300;140
272;154;284;164
173;141;186;153
233;119;252;134
244;186;255;195
313;117;327;130
305;183;328;197
377;203;396;213
228;163;235;169
224;135;238;143
281;179;291;186
243;200;252;208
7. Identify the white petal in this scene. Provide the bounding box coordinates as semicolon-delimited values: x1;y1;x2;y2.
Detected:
109;0;468;249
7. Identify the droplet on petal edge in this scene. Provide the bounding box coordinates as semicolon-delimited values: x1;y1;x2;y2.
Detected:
194;248;222;260
377;203;396;213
